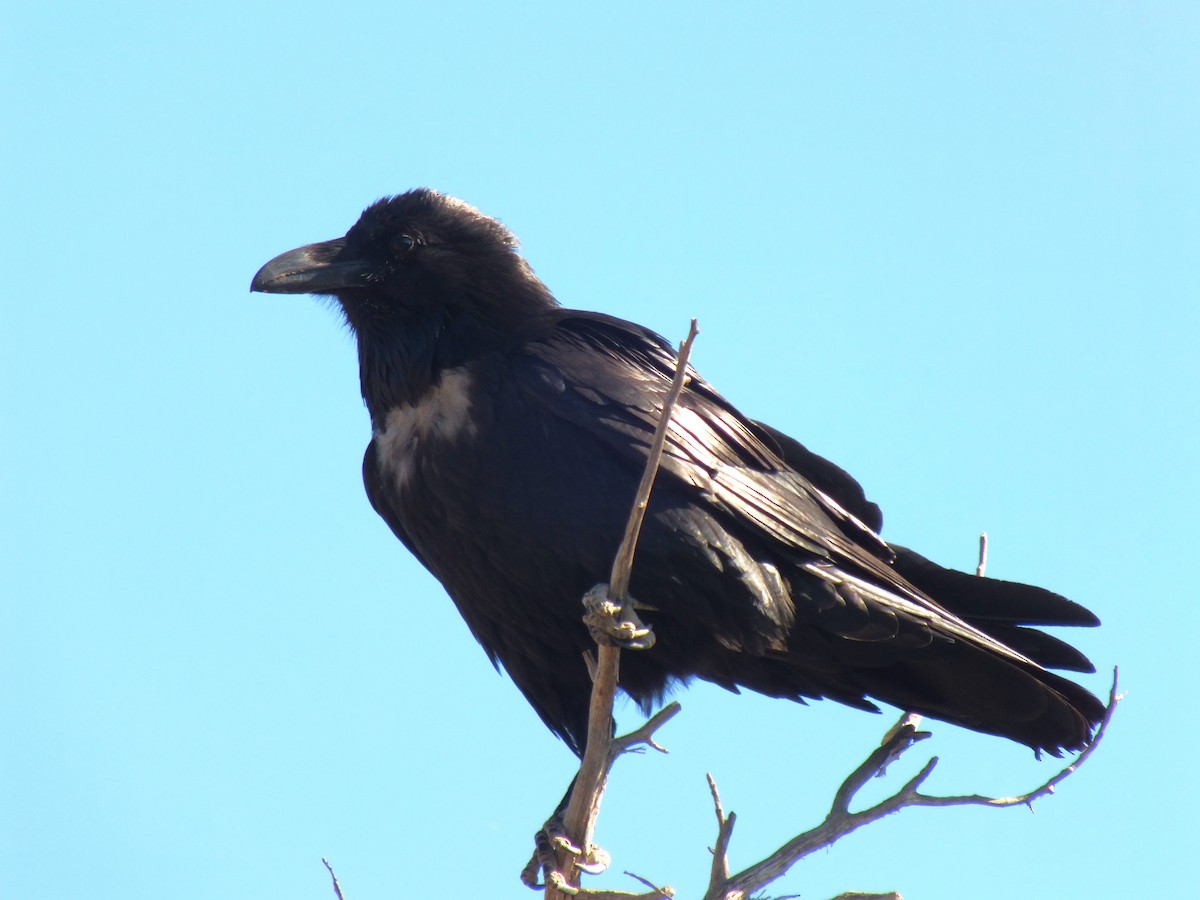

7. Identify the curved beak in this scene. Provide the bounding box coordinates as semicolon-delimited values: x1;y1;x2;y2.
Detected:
250;238;370;294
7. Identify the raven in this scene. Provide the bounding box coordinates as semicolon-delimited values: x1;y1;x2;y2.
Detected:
251;189;1103;756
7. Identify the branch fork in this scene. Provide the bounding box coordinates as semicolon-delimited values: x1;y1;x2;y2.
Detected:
701;673;1121;900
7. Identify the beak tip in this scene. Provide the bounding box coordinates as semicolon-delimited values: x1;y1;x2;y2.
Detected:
249;268;272;293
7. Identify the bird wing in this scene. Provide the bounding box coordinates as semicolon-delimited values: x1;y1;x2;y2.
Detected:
517;311;1044;668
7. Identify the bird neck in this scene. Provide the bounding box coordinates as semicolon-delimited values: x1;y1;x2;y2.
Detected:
351;314;441;427
352;306;538;429
344;272;557;428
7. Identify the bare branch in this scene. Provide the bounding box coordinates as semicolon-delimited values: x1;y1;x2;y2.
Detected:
543;321;699;899
624;871;676;898
612;702;682;757
704;669;1120;900
608;319;701;601
705;773;734;892
830;715;930;816
322;858;345;900
550;883;673;900
897;667;1121;812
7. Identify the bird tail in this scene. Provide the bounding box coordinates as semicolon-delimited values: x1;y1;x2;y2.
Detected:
890;544;1099;671
881;544;1105;754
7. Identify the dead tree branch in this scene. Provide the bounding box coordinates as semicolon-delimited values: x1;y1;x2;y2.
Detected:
540;320;699;899
702;670;1121;900
322;858;345;900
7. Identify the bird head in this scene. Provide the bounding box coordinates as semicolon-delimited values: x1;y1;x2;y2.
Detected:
251;189;558;417
250;189;556;334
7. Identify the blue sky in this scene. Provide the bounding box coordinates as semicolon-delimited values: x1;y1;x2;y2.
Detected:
3;3;1196;898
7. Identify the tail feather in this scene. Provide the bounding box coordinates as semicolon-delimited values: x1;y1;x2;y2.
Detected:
880;544;1103;751
891;544;1099;628
983;624;1095;673
717;420;1105;753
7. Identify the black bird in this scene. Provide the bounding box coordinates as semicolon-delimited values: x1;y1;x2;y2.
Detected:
251;189;1103;757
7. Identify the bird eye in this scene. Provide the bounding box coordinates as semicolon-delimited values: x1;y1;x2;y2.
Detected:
392;234;416;254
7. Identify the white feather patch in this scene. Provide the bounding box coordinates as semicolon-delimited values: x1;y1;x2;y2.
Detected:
373;367;476;488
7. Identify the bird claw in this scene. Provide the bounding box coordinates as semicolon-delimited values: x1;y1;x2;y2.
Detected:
521;810;612;889
576;844;612;875
583;584;656;650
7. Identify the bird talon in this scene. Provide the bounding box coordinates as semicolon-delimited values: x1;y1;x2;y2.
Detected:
577;844;612;874
552;834;583;856
547;870;580;894
524;805;613;888
583;584;657;650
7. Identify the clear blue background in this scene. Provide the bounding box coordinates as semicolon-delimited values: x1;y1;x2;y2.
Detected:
3;3;1195;898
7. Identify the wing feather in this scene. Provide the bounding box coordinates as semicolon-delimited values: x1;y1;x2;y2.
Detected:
521;312;1046;669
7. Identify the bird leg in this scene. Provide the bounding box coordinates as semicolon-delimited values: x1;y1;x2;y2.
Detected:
582;583;656;650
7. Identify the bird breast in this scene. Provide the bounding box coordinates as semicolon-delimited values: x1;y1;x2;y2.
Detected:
372;367;478;490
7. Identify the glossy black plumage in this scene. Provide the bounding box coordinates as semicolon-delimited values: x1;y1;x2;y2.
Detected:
251;189;1103;757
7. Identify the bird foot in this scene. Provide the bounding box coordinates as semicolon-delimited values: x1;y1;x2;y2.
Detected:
521;810;612;890
582;584;656;650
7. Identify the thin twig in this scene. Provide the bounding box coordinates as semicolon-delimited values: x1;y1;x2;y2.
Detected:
609;318;700;600
624;871;676;898
611;702;683;757
321;858;345;900
705;773;734;890
899;667;1120;811
551;885;673;900
548;321;700;898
